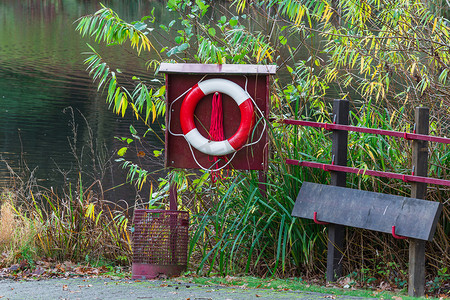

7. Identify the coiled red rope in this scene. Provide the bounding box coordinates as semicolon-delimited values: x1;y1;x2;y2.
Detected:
209;92;224;142
209;92;228;182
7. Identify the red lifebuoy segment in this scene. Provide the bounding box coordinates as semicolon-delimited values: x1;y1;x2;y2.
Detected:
180;79;255;156
228;99;254;150
180;84;203;134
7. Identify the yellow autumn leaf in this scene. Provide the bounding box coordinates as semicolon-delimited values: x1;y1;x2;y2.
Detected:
366;146;376;163
295;6;305;25
152;103;157;122
120;95;128;117
410;62;416;75
264;49;274;62
321;4;330;22
256;46;262;62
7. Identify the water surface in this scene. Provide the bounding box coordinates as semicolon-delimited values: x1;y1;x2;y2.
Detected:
0;0;167;200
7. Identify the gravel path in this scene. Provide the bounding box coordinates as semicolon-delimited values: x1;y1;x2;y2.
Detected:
0;278;375;300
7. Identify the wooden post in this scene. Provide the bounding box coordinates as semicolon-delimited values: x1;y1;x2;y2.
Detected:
408;107;429;297
327;99;349;282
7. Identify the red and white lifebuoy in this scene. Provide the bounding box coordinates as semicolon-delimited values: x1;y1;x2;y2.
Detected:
180;78;254;156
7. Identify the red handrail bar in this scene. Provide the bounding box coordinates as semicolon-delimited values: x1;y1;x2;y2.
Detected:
286;159;450;187
313;211;330;225
392;226;408;240
283;119;450;145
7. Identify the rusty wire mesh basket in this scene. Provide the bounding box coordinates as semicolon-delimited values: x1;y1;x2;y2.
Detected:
132;209;189;279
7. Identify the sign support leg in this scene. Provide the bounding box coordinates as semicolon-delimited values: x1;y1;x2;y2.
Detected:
169;176;178;264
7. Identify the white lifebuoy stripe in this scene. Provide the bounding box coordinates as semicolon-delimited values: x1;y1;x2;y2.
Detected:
184;128;235;156
198;79;249;105
180;78;255;156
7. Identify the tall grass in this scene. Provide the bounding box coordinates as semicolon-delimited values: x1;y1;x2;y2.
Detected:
0;173;132;267
183;100;450;289
0;191;37;265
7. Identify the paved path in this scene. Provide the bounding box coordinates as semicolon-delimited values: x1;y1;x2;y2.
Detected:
0;278;374;300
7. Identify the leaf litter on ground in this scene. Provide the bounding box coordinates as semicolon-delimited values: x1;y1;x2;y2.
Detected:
0;257;129;280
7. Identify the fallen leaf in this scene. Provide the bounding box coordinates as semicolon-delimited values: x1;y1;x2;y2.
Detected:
338;276;352;286
9;264;19;272
255;294;261;298
379;281;390;290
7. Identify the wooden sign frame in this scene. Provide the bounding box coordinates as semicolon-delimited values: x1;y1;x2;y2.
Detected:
160;63;275;171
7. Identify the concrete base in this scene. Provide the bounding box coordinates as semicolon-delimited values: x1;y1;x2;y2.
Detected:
131;263;187;279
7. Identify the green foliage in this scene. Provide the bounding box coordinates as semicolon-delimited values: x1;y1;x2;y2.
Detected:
76;5;164;120
75;4;155;55
429;266;450;293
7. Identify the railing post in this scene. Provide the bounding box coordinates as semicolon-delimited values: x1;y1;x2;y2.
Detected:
327;99;349;282
408;107;429;297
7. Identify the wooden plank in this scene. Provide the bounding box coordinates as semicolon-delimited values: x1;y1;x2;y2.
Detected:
291;182;442;241
159;63;277;75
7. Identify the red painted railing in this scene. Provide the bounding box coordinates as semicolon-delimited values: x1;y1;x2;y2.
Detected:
284;119;450;187
286;159;450;187
283;119;450;144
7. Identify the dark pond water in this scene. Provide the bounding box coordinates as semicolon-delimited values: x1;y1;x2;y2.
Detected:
0;0;169;201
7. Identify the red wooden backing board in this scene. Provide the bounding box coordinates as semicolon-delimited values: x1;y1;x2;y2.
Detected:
164;72;271;171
